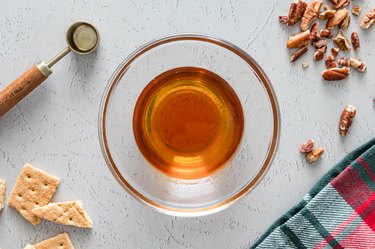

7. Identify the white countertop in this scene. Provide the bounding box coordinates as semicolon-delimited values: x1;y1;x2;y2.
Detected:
0;0;374;248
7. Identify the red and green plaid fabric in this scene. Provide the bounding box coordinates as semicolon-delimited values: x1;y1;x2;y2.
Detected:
251;138;375;249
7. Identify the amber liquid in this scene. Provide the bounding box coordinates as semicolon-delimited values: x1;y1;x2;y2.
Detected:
133;67;244;179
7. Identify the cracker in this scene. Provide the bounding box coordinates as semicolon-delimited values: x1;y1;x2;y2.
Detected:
34;233;74;249
24;245;36;249
7;164;60;225
32;200;93;228
0;178;6;211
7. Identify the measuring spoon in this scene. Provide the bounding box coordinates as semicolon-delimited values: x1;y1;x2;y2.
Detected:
0;21;100;117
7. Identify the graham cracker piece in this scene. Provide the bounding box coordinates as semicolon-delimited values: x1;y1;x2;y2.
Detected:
0;178;6;211
7;164;60;225
34;233;74;249
24;245;36;249
32;200;93;228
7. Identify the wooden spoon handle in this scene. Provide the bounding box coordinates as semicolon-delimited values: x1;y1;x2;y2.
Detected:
0;62;51;117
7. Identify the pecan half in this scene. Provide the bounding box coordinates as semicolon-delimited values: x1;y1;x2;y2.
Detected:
313;39;327;48
287;30;311;48
319;29;333;38
331;47;340;57
306;147;324;163
338;57;350;67
333;31;351;51
301;0;323;31
288;0;308;26
325;55;337;69
351;32;360;51
314;46;326;61
322;67;350;81
319;9;336;19
326;8;349;29
352;5;361;16
339;105;356;136
339;15;350;30
360;8;375;29
290;46;309;62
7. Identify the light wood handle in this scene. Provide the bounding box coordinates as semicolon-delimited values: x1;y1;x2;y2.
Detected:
0;65;48;117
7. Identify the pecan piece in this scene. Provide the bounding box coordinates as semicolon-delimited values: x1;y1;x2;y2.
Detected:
339;105;356;136
290;46;309;62
360;8;375;29
326;8;348;29
339;15;350;30
313;39;327;48
287;30;311;48
351;32;360;51
357;63;367;73
322;67;350;81
319;29;333;38
331;47;340;58
325;55;337;69
352;5;361;16
279;16;288;24
302;62;309;69
338;57;350;67
306;147;324;163
333;31;351;51
314;46;326;61
334;0;350;9
288;0;308;26
300;139;315;154
319;9;336;19
301;0;323;31
310;22;320;41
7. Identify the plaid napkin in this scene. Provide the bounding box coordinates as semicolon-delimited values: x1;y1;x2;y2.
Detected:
251;138;375;249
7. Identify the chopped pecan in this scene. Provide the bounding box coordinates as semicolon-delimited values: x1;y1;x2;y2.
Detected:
338;57;350;67
319;29;333;38
306;147;324;163
290;46;309;62
357;63;367;73
360;8;375;29
319;9;336;19
349;58;362;68
301;0;323;31
322;67;350;81
310;22;320;41
313;39;327;48
326;8;349;29
325;55;337;69
339;15;350;30
331;47;340;57
314;46;326;61
333;31;351;51
300;139;315;154
279;15;288;24
351;32;360;51
287;30;311;48
324;5;333;11
334;0;350;9
339;105;356;136
352;5;361;16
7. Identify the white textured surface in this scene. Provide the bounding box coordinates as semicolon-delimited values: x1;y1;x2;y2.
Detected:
0;0;374;248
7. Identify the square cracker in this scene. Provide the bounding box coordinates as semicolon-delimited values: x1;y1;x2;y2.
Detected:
8;164;60;225
34;233;74;249
32;200;93;228
0;178;6;211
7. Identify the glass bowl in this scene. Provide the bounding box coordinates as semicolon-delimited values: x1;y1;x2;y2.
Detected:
99;34;280;216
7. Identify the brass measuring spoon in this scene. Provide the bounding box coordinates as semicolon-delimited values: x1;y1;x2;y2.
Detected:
0;22;100;117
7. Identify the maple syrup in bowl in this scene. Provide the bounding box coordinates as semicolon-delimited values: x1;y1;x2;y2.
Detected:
99;34;279;216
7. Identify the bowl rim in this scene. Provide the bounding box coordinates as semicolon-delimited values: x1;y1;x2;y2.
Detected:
98;33;280;216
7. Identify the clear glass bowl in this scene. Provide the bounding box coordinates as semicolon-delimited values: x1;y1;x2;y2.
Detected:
99;34;280;216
